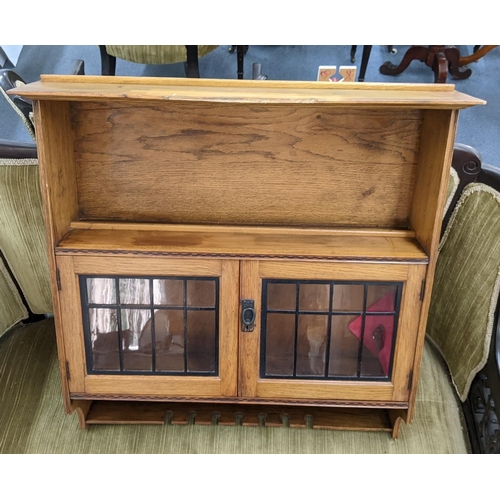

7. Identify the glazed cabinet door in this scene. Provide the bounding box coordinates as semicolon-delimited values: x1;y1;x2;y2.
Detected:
56;255;239;399
239;260;426;403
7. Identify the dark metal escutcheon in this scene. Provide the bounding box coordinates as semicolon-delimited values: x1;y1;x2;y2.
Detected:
241;299;256;332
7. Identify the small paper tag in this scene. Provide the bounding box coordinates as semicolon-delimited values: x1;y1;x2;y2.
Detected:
339;66;357;82
317;66;337;82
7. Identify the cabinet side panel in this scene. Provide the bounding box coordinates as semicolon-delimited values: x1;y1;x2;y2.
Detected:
72;102;422;228
410;109;458;257
33;100;79;413
408;109;459;421
34;100;79;244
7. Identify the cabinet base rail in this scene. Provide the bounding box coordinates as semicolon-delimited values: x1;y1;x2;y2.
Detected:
73;400;407;438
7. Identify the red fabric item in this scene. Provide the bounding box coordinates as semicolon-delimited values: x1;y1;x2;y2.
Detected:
348;292;395;376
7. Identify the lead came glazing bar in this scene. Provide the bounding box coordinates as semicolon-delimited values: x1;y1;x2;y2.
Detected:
149;278;156;373
356;285;368;379
293;282;300;377
323;283;334;377
115;277;124;372
183;279;188;373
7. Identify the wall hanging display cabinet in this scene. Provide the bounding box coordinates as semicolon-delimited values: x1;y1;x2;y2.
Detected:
13;76;484;436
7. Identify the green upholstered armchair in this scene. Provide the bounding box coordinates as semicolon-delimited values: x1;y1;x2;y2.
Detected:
427;144;500;453
1;74;499;451
0;69;50;331
99;45;238;78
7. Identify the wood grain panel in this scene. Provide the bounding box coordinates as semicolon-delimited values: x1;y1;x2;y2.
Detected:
71;102;422;228
411;110;459;256
239;261;261;397
258;261;410;281
56;228;428;262
389;264;427;401
13;76;485;109
42;75;459;91
84;375;223;397
70;220;417;238
56;256;86;393
32;100;79;414
255;379;395;401
71;256;222;276
220;261;239;396
407;109;459;422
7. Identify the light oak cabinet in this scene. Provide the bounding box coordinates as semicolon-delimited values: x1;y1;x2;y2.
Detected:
14;76;484;436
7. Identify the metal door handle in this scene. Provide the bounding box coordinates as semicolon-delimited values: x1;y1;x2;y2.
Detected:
241;299;256;332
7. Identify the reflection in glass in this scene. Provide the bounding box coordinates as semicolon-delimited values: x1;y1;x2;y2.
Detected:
187;280;216;307
155;309;185;372
296;314;328;376
87;278;116;304
121;309;152;371
187;310;216;373
360;315;395;377
119;278;150;305
332;284;364;312
366;285;397;311
89;308;120;371
329;315;359;377
265;313;295;376
299;284;329;312
267;283;296;311
153;279;184;306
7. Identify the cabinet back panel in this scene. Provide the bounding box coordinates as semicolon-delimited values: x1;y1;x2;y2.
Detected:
72;102;422;228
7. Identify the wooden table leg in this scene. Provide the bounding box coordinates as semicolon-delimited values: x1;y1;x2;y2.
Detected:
380;45;473;83
445;46;472;80
432;51;449;83
379;45;429;77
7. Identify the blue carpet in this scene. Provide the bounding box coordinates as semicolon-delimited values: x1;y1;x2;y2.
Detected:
1;45;498;166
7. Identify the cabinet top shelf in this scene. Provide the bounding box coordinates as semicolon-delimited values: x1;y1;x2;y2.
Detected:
10;75;485;109
56;223;428;263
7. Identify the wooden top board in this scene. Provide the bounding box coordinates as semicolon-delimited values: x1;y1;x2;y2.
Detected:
10;75;485;109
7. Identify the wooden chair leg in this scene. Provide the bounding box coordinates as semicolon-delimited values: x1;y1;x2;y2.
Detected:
99;45;116;76
358;45;372;82
185;45;200;78
236;45;248;79
72;59;85;76
459;45;498;66
350;45;357;63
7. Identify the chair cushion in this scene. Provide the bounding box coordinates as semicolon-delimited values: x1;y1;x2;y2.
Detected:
0;257;27;338
0;318;468;453
105;45;219;65
427;183;500;401
0;160;52;314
